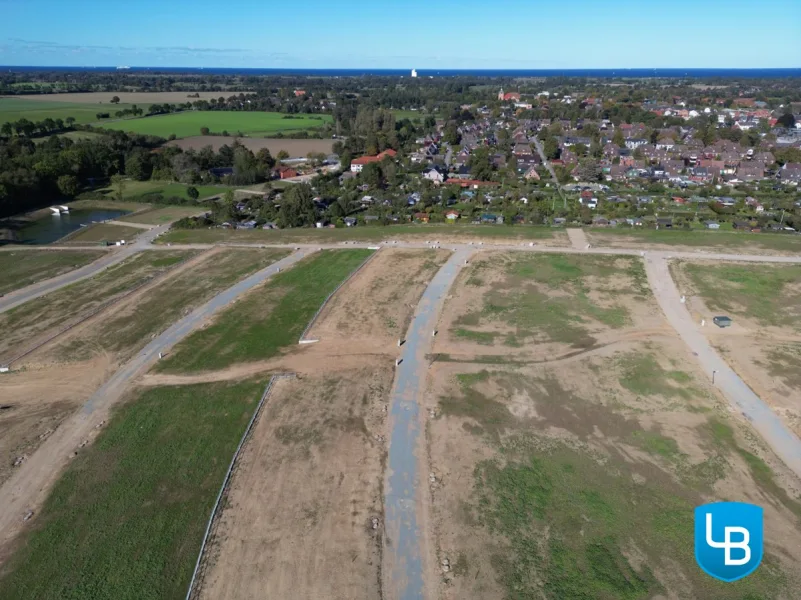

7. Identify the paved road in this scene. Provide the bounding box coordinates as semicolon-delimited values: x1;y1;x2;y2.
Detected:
383;248;472;600
0;249;312;553
532;137;567;206
0;225;169;314
645;255;801;479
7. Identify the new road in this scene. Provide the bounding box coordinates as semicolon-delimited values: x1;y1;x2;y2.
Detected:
0;249;313;553
383;248;472;600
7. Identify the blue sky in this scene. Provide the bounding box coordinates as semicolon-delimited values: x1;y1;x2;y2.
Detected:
1;0;799;69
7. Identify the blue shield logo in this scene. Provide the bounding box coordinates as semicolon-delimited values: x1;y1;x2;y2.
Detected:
695;502;763;582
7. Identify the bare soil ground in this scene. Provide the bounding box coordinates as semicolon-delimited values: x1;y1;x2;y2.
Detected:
193;249;449;600
168;136;335;156
0;355;115;488
15;92;254;104
308;248;449;344
423;253;801;599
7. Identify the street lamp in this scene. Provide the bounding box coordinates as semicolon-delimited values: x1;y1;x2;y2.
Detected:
712;370;718;384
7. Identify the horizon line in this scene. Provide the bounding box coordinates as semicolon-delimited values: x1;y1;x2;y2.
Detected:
1;65;800;71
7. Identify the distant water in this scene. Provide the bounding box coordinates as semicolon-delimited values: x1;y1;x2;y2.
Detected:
16;209;130;245
2;66;800;78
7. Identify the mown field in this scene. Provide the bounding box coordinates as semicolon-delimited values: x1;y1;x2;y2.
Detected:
91;180;237;203
159;224;563;245
158;249;372;372
0;97;149;126
65;223;145;244
93;111;332;138
0;379;268;600
119;206;205;225
0;250;104;296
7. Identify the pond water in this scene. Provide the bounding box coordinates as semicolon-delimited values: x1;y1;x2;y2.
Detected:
14;209;130;245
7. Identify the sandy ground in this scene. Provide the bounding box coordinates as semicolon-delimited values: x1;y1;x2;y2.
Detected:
15;92;254;104
0;356;116;489
309;248;450;344
194;250;451;599
168;136;335;156
197;369;389;600
585;230;801;257
423;253;801;599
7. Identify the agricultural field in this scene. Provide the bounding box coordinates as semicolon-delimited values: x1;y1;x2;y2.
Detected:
168;136;335;157
14;91;254;104
93;111;332;139
0;97;147;126
0;379;269;599
672;260;801;439
0;250;104;296
586;227;801;255
180;248;446;599
159;224;567;246
424;252;801;599
29;248;290;366
63;223;145;244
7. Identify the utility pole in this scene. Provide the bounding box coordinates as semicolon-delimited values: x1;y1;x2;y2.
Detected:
712;370;717;384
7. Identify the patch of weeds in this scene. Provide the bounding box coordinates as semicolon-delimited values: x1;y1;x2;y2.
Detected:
765;344;801;388
617;352;695;400
452;552;469;576
440;373;514;438
630;430;683;460
454;328;498;345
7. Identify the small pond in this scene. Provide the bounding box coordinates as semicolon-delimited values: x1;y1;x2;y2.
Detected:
12;209;130;245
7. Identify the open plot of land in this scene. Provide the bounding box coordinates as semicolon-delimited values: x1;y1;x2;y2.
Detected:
0;97;148;126
194;248;448;599
586;228;801;255
425;253;801;599
159;224;567;246
198;369;390;600
308;248;449;344
118;205;205;225
157;249;372;373
0;379;267;599
94;111;332;139
29;248;290;367
672;260;801;439
63;222;145;244
168;136;335;156
15;91;254;104
0;250;193;361
0;250;104;296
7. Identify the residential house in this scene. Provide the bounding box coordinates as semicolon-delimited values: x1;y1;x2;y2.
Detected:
445;210;460;221
423;167;446;184
344;217;358;227
781;163;801;184
705;221;721;230
656;217;673;229
413;212;430;223
350;149;398;173
275;166;298;179
524;166;541;180
625;138;648;150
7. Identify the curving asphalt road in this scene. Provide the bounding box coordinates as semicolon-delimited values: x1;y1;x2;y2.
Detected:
0;225;169;314
383;248;472;600
646;254;801;479
0;249;312;552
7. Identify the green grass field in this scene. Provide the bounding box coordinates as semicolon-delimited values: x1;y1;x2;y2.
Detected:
391;109;427;122
0;250;104;296
158;224;560;245
93;111;332;138
86;180;237;203
48;248;290;363
0;379;267;600
158;249;372;372
65;223;145;244
0;97;148;126
587;227;801;253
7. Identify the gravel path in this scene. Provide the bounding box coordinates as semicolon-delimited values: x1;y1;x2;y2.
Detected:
567;228;589;249
383;248;472;600
646;254;801;479
0;250;311;556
